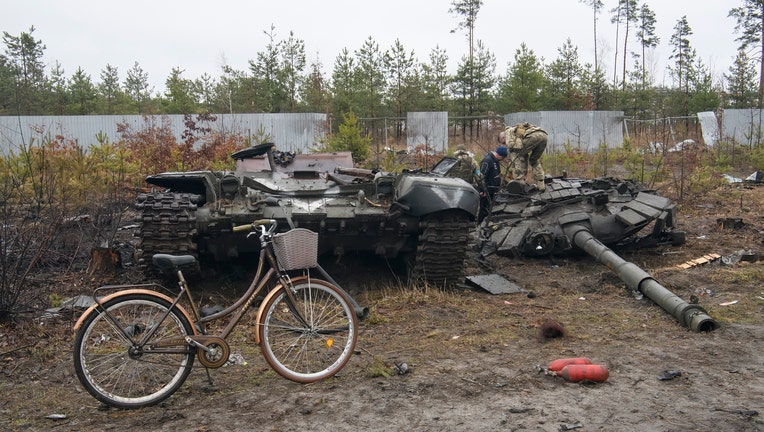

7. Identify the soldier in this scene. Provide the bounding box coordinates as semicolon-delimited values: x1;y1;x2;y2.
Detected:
480;145;508;199
478;144;508;221
447;144;481;187
506;122;548;191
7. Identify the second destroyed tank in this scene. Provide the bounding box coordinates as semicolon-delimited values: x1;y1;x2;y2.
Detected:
481;177;686;258
479;177;718;332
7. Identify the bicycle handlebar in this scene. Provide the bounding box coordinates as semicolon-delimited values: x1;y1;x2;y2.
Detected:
232;219;277;234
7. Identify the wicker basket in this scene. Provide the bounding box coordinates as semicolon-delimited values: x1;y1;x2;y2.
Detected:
271;228;318;270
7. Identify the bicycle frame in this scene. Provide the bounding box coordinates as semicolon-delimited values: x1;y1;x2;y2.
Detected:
186;244;308;343
74;223;310;355
74;219;358;408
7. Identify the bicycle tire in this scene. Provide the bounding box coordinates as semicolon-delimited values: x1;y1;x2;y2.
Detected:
73;293;195;408
258;278;357;383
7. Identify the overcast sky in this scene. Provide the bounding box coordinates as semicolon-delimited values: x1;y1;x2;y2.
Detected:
1;0;744;93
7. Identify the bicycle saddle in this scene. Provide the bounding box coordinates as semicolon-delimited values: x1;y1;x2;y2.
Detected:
152;254;197;270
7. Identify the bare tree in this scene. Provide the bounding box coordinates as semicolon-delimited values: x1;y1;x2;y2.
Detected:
449;0;484;136
635;3;660;90
449;0;483;64
610;0;638;91
579;0;604;75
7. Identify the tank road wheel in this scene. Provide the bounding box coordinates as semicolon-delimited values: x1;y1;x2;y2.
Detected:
413;210;472;286
135;192;200;271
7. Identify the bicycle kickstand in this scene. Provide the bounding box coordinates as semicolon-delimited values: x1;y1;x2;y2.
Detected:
204;367;215;387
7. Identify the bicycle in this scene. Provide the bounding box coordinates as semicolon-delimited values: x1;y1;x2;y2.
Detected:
73;219;359;408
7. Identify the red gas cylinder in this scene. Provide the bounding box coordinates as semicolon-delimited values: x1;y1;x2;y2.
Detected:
560;364;609;383
547;357;593;372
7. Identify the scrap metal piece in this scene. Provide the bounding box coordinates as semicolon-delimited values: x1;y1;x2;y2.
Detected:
466;274;523;295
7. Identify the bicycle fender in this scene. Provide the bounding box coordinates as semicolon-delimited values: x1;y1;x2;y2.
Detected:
73;288;196;333
253;276;314;345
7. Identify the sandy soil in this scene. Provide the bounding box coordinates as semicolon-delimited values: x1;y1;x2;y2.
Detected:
1;183;763;432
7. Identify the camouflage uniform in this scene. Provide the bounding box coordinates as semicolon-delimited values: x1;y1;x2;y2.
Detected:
507;123;547;190
450;144;480;186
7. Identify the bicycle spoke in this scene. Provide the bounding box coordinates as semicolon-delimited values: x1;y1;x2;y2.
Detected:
74;294;195;408
259;280;357;383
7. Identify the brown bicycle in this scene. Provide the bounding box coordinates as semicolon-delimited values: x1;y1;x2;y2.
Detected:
73;219;358;408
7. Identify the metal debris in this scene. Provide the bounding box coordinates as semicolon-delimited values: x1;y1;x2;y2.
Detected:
721;250;760;265
466;274;523;295
223;353;247;367
658;370;682;381
717;218;744;230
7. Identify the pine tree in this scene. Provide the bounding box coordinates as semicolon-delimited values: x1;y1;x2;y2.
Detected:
98;64;122;115
383;39;417;137
420;46;451;111
542;38;585;110
69;67;97;115
495;43;544;113
668;16;696;118
729;0;764;107
249;25;284;113
281;31;306;113
2;26;47;115
354;36;385;119
725;49;758;108
327;109;370;162
124;61;153;114
330;48;357;125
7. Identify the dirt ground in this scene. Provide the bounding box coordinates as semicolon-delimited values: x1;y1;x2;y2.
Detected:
1;182;763;432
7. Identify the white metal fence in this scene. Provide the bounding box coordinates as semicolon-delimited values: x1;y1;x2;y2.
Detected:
0;113;328;154
2;110;761;156
504;111;625;152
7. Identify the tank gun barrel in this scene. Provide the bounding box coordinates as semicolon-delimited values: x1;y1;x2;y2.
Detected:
564;224;718;332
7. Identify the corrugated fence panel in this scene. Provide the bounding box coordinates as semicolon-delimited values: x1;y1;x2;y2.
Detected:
696;112;720;146
0;113;328;154
504;111;624;152
11;110;764;155
504;112;542;130
721;109;764;147
407;112;448;152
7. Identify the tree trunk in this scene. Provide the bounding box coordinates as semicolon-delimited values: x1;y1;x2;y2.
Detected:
88;247;121;276
759;8;764;108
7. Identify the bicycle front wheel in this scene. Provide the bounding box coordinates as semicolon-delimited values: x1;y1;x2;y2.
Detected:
73;293;195;408
258;278;357;383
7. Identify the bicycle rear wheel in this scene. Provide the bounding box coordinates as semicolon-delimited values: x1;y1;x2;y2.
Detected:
73;293;195;408
258;278;357;383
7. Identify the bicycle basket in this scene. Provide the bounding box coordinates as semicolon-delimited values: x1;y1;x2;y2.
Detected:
272;228;318;270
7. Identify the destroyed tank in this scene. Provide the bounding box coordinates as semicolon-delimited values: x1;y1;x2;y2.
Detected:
480;177;718;332
481;177;686;258
135;143;480;285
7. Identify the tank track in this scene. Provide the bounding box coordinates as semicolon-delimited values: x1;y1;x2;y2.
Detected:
135;192;200;269
413;210;472;286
